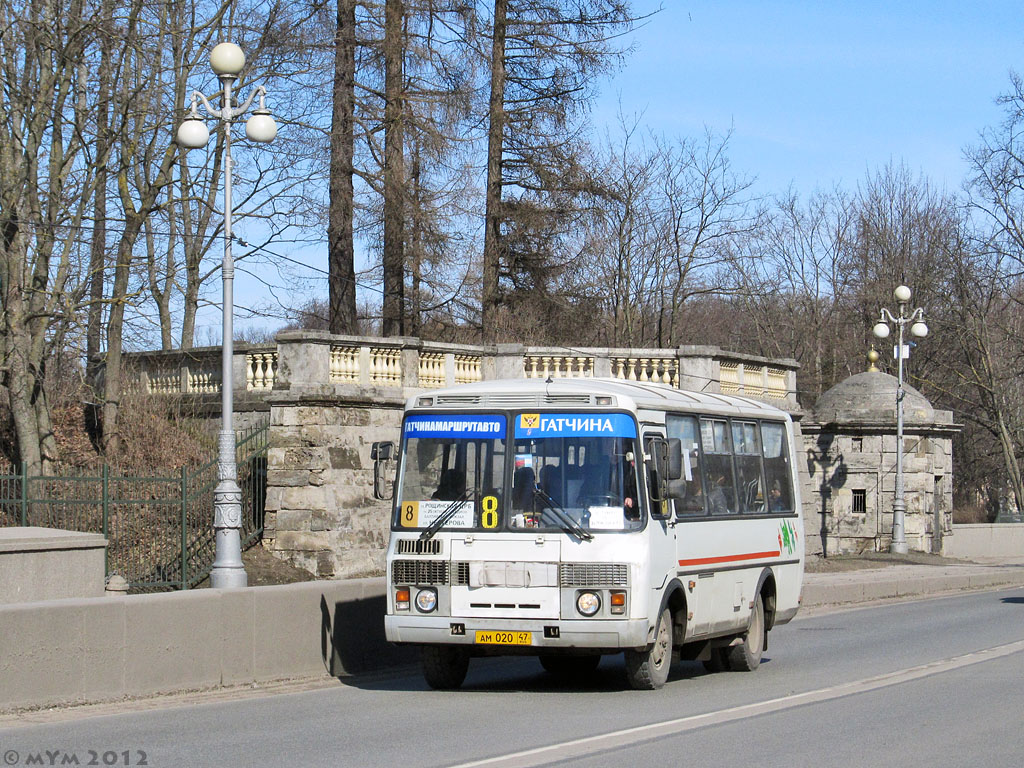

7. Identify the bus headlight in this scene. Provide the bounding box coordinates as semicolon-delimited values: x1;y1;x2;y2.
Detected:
415;587;438;613
576;591;601;617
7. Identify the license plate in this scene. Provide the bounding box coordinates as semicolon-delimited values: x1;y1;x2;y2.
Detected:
474;630;532;646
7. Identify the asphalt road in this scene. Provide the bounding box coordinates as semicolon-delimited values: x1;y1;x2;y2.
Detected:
3;588;1024;768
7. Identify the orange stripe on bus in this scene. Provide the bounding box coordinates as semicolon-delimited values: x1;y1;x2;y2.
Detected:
678;550;782;567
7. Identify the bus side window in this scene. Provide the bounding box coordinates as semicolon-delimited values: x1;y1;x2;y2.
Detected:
761;422;793;513
732;420;765;514
666;415;707;515
701;418;737;515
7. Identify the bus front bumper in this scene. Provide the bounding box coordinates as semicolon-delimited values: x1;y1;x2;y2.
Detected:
385;614;651;649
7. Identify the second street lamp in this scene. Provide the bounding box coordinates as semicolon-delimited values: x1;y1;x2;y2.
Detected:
176;42;277;588
872;284;928;555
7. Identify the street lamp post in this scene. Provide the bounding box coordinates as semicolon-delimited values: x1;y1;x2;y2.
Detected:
176;42;277;588
872;285;929;556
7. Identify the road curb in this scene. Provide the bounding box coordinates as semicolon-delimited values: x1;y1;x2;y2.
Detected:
802;568;1024;608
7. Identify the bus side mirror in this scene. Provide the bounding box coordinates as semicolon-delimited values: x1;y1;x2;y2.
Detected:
665;438;683;481
371;441;396;501
645;439;671;517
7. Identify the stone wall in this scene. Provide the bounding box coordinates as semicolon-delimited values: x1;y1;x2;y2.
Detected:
264;395;402;578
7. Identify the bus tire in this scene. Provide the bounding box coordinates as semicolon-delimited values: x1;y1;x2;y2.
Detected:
624;607;672;690
728;594;765;672
539;654;601;678
422;645;470;690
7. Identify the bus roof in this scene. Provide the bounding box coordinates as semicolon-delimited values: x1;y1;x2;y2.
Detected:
406;378;791;420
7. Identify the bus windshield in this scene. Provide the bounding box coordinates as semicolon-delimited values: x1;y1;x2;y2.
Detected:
395;414;507;531
511;412;643;533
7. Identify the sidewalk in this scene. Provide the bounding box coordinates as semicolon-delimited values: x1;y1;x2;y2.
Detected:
801;556;1024;610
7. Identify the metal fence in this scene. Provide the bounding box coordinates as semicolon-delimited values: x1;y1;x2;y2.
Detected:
0;420;268;591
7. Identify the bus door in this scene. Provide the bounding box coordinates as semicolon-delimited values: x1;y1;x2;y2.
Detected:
642;429;677;597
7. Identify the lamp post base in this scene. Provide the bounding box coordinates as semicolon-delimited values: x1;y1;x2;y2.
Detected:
889;540;909;556
210;473;248;589
210;528;248;588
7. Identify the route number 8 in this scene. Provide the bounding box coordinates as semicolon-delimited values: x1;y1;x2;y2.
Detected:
481;495;498;528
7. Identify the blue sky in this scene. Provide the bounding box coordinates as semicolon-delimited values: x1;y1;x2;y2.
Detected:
216;1;1023;341
594;1;1023;196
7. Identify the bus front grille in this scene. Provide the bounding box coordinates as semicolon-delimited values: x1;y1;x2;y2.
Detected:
559;563;628;587
392;560;449;585
395;539;443;555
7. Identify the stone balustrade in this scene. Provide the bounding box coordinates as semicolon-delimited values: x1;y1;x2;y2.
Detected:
123;336;799;410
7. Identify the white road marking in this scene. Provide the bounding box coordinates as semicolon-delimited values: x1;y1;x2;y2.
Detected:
448;639;1024;768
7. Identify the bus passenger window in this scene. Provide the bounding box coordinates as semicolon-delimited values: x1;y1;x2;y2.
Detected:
701;418;736;515
761;422;793;513
732;421;765;514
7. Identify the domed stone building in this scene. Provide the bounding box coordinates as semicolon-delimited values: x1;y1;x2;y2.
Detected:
800;355;958;555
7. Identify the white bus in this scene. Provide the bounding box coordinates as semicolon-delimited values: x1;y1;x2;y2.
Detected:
374;377;804;690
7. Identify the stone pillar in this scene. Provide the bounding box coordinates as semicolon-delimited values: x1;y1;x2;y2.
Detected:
265;331;411;579
275;329;333;390
232;347;250;395
677;346;719;393
400;338;422;388
592;350;613;378
494;344;525;380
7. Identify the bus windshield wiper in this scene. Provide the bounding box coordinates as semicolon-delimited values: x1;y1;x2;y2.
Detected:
533;487;593;541
420;488;474;542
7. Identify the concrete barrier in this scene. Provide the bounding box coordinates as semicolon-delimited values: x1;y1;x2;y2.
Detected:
0;578;416;712
0;528;107;604
6;558;1024;713
943;524;1024;559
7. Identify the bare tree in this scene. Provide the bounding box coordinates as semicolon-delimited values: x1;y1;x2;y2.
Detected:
480;0;639;342
582;125;757;348
0;0;96;472
329;0;359;334
732;187;856;399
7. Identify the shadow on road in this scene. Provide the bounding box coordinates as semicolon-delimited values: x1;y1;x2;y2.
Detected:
317;589;775;693
327;649;771;694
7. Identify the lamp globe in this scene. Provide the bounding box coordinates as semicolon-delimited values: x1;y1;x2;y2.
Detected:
175;118;210;149
210;42;245;76
245;110;277;143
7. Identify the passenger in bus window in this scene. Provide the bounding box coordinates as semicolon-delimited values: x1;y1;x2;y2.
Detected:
433;468;466;501
539;464;563;506
769;484;786;512
624;451;638;519
708;474;729;515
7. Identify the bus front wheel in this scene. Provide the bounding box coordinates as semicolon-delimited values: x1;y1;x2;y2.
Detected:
624;607;672;690
422;645;470;690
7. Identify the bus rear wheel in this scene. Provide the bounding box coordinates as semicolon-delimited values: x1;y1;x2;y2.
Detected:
422;645;470;690
624;607;672;690
727;594;765;672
